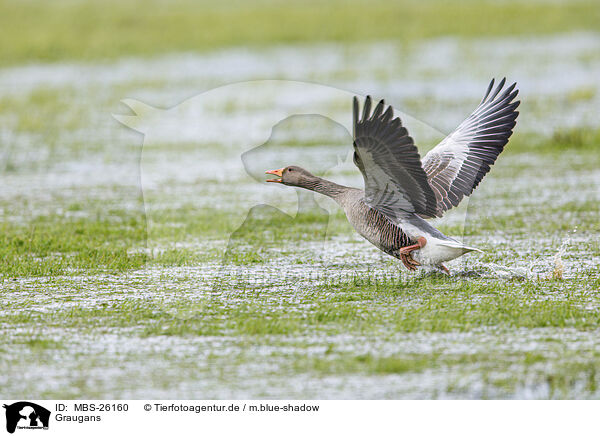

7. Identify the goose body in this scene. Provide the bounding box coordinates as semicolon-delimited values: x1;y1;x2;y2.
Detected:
334;188;479;269
266;78;519;273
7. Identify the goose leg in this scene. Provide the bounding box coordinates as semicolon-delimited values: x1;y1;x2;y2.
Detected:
438;264;450;275
399;237;427;271
400;253;419;270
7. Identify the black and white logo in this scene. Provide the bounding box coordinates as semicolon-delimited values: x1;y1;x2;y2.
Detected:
3;402;50;434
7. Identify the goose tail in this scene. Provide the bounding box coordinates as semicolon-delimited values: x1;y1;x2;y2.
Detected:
459;245;483;254
438;240;483;254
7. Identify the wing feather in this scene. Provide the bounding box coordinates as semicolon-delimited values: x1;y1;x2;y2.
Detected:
421;78;520;217
353;96;438;220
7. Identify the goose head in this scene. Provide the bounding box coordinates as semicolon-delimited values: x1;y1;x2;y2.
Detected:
265;165;315;186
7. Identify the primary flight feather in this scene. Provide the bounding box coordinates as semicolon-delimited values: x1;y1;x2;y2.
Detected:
266;78;519;273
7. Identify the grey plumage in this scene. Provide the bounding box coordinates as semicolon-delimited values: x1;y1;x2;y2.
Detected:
266;78;519;272
339;190;412;257
353;96;439;220
421;78;520;216
271;170;416;257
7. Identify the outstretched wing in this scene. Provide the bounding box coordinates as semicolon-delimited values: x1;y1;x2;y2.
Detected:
353;96;438;220
422;78;520;217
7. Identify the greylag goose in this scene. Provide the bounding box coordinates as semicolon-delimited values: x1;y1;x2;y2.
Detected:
266;78;519;273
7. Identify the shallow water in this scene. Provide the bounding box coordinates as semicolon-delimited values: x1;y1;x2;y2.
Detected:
1;32;599;399
2;32;599;210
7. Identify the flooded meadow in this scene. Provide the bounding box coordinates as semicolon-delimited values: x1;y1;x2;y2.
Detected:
1;23;599;398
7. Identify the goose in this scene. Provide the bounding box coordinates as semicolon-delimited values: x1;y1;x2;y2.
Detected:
266;78;519;273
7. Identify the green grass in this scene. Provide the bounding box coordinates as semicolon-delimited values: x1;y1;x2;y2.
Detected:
0;0;598;66
1;128;599;276
0;210;148;276
15;337;65;351
3;271;599;398
1;5;599;397
291;348;600;393
3;274;598;334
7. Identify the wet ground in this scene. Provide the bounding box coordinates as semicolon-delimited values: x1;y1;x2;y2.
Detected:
1;33;599;398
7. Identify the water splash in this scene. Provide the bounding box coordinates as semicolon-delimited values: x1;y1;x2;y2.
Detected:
452;228;579;280
473;262;530;280
550;227;577;280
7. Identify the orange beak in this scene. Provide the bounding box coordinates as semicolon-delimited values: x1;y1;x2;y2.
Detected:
265;168;284;183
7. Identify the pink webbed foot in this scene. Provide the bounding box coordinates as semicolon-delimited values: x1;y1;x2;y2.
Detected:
398;237;427;272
